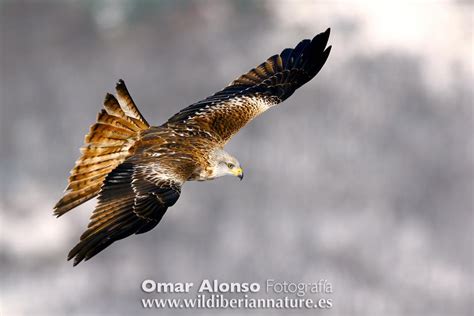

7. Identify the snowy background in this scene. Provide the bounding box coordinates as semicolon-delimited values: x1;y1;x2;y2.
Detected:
1;1;472;315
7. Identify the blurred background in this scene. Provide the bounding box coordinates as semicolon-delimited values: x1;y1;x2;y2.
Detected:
0;0;472;315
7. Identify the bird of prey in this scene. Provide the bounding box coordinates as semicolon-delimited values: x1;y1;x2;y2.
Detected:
54;29;332;266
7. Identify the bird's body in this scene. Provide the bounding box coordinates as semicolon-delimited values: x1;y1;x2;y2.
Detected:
55;29;332;265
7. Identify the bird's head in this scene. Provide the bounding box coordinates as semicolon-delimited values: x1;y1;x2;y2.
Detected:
210;149;243;180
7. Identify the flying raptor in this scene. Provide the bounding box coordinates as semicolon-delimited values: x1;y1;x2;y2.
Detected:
55;29;332;265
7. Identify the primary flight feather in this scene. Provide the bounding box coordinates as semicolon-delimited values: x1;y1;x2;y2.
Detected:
54;29;332;266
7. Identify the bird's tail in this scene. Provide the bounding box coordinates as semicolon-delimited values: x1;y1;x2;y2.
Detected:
54;80;149;217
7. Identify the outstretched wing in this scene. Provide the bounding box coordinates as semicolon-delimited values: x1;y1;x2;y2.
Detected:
166;29;332;144
67;158;186;266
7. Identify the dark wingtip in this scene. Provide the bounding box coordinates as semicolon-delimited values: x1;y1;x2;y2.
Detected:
116;79;125;89
320;28;331;39
67;244;80;265
104;92;114;102
313;28;331;47
68;252;82;266
53;200;69;218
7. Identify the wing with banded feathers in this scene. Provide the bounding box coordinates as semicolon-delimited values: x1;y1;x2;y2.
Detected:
67;158;186;266
166;29;331;144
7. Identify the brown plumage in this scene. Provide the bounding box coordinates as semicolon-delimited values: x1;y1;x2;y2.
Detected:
55;29;332;265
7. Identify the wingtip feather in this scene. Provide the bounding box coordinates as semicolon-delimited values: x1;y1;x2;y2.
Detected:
116;79;125;89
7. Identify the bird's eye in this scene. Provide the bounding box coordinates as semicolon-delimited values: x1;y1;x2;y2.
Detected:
227;163;235;169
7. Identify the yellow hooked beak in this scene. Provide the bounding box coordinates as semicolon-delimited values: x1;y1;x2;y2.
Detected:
232;167;244;181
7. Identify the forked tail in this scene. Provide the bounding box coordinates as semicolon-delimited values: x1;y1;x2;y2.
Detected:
54;80;149;217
